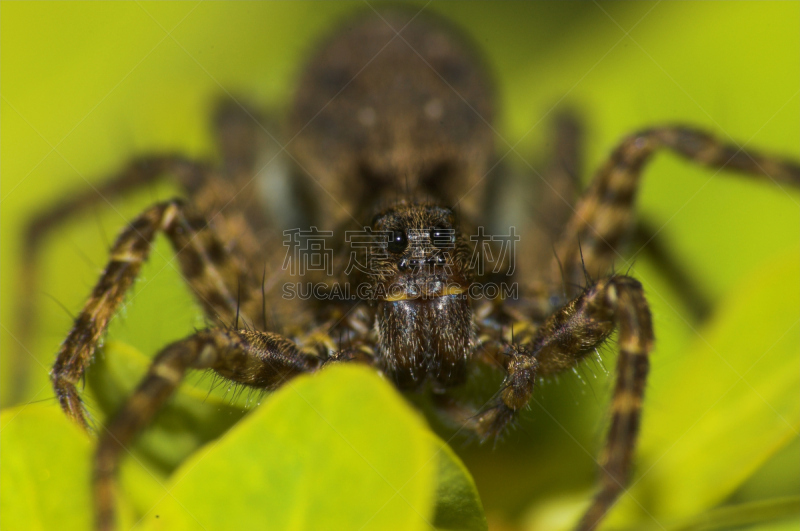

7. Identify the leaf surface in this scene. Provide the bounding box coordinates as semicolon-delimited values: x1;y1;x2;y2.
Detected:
137;365;486;531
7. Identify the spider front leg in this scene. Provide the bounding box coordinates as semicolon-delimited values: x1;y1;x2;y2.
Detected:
477;276;653;531
51;199;263;430
94;327;320;531
14;156;207;403
553;126;800;293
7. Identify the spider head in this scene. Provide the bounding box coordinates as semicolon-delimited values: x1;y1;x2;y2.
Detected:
364;201;475;388
366;201;473;302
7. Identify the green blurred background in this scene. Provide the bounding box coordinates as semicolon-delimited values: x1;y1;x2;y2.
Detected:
2;2;799;530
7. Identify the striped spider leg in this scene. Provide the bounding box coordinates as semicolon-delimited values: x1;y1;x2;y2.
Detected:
48;193;349;530
18;99;281;404
47;99;283;428
461;126;800;531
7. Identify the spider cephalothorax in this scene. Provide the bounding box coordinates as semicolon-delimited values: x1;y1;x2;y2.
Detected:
22;6;800;531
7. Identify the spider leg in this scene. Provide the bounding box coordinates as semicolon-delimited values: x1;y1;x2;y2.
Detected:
23;101;282;406
51;199;262;429
13;157;207;404
476;276;653;531
553;127;800;294
93;327;320;531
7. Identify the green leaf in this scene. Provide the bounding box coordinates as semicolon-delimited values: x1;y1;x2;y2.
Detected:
135;364;485;531
0;406;143;530
0;407;94;531
431;434;487;531
2;366;485;531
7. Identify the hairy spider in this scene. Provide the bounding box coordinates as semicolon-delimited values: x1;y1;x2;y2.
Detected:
14;5;800;531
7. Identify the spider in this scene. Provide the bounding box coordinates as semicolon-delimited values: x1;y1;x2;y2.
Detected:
17;6;799;531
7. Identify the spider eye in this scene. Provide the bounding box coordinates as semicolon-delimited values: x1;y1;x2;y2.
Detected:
430;227;455;248
388;230;408;253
